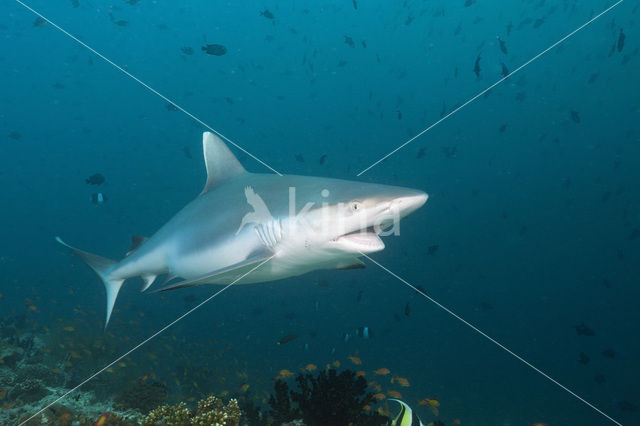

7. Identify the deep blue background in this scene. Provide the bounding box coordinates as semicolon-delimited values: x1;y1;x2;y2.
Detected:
1;0;638;425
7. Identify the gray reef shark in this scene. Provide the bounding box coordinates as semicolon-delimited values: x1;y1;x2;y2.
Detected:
57;132;428;327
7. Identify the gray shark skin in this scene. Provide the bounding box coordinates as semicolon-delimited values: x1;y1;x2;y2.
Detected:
57;132;428;327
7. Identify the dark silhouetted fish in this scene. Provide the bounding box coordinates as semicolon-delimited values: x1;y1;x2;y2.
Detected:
579;352;590;364
8;131;21;140
594;374;606;385
440;101;446;117
165;102;178;111
319;154;327;165
617;400;637;412
181;46;194;55
352;0;358;10
602;348;616;358
427;245;439;255
277;334;298;345
295;153;304;163
574;322;595;336
397;110;402;120
464;0;475;6
416;147;426;159
361;40;367;48
356;290;363;302
202;44;227;56
533;18;544;28
588;72;599;84
85;173;105;185
499;123;507;133
182;146;192;159
570;110;581;123
344;35;355;48
506;22;513;36
617;29;625;52
497;36;508;54
629;228;640;240
473;54;481;78
260;9;274;20
500;62;509;77
71;0;79;8
404;302;411;317
33;17;46;27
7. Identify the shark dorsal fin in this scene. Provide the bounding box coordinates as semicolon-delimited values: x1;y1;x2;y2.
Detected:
201;132;247;194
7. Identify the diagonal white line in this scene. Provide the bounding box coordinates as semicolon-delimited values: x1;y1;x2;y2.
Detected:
12;0;283;176
357;0;624;176
19;255;276;426
360;253;623;426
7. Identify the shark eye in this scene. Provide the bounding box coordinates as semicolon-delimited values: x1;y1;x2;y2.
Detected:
350;201;362;212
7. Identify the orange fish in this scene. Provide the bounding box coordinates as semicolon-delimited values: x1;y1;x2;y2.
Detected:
386;390;402;398
63;326;74;332
374;368;390;375
363;404;371;411
372;393;386;400
93;412;111;426
453;420;461;425
332;360;341;368
348;356;362;365
391;376;410;387
275;369;294;380
419;398;439;407
355;371;366;377
303;364;317;372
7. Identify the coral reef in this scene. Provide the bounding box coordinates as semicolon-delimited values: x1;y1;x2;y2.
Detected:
142;395;241;426
269;369;388;426
115;379;168;414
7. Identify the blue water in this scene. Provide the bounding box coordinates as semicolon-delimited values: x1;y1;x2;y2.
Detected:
1;0;638;425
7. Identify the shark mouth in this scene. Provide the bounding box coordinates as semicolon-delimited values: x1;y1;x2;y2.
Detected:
332;227;385;253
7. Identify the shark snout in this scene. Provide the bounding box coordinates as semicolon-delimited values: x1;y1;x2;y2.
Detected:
390;191;428;217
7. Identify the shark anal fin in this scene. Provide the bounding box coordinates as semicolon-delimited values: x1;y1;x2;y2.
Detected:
56;237;123;328
150;251;272;293
140;274;157;292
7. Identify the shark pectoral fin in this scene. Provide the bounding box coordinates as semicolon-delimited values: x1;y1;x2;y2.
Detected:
335;258;366;270
55;237;124;328
200;132;247;195
140;274;158;292
150;252;272;293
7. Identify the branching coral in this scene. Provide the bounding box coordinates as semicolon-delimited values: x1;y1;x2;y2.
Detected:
142;396;240;426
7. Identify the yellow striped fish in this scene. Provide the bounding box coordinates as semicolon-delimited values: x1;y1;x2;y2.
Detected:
389;399;425;426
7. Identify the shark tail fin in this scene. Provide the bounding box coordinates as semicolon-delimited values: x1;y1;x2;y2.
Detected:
56;237;124;329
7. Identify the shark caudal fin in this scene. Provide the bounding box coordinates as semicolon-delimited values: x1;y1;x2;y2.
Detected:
56;237;124;328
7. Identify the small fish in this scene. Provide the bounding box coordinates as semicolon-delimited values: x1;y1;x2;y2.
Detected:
319;154;327;165
574;322;595;336
304;364;317;372
275;369;294;380
295;153;304;162
578;352;590;364
352;0;358;10
182;146;192;159
506;22;513;36
570;110;581;123
617;29;625;52
602;348;616;358
180;46;194;55
33;17;47;27
372;393;386;400
165;102;178;111
63;326;75;332
464;0;475;6
501;62;509;77
348;355;362;365
202;44;227;56
85;173;105;185
404;302;411;317
387;390;403;398
93;412;111;426
344;35;355;48
277;334;298;345
533;18;545;28
8;131;21;140
374;367;390;375
497;36;508;54
427;245;439;255
260;9;274;20
416;147;426;159
473;54;481;78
